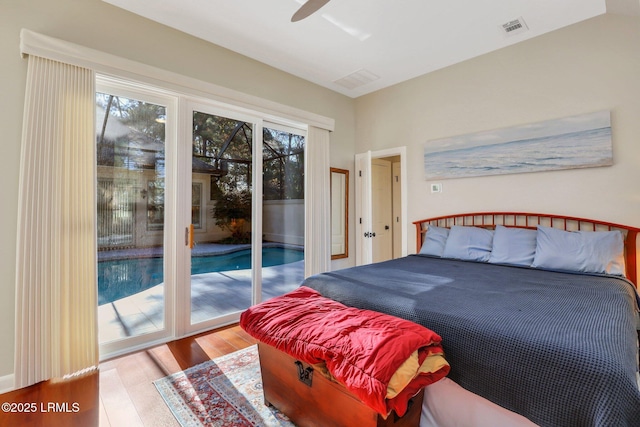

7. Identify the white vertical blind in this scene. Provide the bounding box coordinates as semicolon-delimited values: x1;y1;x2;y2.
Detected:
304;126;331;277
15;55;97;388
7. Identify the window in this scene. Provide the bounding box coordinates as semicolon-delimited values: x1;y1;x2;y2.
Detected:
192;183;202;229
146;179;165;231
263;127;305;201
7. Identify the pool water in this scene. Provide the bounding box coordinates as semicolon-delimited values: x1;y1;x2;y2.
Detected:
98;247;303;305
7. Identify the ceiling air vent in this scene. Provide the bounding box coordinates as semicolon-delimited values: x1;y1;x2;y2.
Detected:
500;17;529;37
334;69;380;90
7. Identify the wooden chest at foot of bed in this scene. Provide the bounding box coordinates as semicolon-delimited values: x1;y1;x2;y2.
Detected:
257;342;423;427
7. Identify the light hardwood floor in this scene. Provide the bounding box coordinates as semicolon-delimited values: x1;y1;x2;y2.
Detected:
0;324;257;427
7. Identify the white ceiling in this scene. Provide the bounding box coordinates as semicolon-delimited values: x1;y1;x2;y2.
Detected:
103;0;630;98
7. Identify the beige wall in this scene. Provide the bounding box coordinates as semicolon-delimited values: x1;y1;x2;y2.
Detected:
355;13;640;253
0;0;355;381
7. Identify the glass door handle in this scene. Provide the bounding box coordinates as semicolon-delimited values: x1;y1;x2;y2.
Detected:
186;225;195;249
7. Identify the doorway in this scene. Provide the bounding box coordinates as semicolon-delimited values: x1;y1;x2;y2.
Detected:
355;148;407;266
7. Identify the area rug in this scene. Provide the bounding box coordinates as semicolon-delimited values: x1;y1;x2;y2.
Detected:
154;345;295;427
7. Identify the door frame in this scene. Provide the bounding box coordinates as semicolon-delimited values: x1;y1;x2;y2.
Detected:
354;147;407;266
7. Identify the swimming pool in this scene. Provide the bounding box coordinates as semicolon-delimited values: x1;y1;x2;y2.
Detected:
98;247;303;305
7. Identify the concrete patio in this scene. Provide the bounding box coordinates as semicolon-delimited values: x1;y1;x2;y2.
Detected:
98;244;304;343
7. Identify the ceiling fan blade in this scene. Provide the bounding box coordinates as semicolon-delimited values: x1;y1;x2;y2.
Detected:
291;0;331;22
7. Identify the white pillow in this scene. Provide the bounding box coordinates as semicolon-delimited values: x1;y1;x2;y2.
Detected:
419;225;450;257
442;225;494;262
531;225;626;276
488;225;537;267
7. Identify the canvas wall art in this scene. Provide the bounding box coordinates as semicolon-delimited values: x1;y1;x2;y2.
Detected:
424;110;612;180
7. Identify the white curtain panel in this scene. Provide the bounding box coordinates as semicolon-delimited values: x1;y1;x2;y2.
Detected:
14;55;97;388
304;126;331;278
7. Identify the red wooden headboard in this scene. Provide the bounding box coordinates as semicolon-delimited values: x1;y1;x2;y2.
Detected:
413;212;640;287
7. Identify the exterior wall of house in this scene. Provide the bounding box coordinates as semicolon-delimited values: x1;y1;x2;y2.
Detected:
0;0;355;384
97;169;231;250
355;13;640;253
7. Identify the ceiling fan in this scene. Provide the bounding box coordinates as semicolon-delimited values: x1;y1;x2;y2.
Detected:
291;0;331;22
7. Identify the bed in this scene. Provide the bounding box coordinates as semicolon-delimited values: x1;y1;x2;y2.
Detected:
301;212;640;427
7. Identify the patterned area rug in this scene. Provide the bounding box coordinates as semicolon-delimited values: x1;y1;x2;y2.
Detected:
154;345;295;427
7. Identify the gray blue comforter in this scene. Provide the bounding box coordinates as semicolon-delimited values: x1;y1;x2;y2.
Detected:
301;255;640;427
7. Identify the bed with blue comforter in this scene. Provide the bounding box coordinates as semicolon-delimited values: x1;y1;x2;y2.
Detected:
302;255;640;427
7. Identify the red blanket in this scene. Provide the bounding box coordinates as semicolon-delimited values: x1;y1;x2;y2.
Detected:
240;286;450;417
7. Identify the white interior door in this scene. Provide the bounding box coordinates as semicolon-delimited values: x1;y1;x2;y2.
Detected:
356;148;408;267
371;158;393;263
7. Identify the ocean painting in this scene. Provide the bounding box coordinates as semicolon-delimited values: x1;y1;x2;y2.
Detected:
424;111;612;180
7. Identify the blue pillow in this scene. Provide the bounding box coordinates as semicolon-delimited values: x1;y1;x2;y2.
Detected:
488;225;537;267
532;225;626;276
442;225;494;262
419;225;450;257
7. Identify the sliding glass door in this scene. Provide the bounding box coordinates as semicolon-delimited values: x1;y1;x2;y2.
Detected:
188;106;257;327
261;124;306;301
184;110;307;331
95;78;308;356
96;80;176;356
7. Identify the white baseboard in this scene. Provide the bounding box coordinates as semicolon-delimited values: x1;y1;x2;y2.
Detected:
0;373;15;394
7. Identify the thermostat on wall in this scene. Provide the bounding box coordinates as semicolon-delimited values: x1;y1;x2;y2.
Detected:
431;183;442;193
